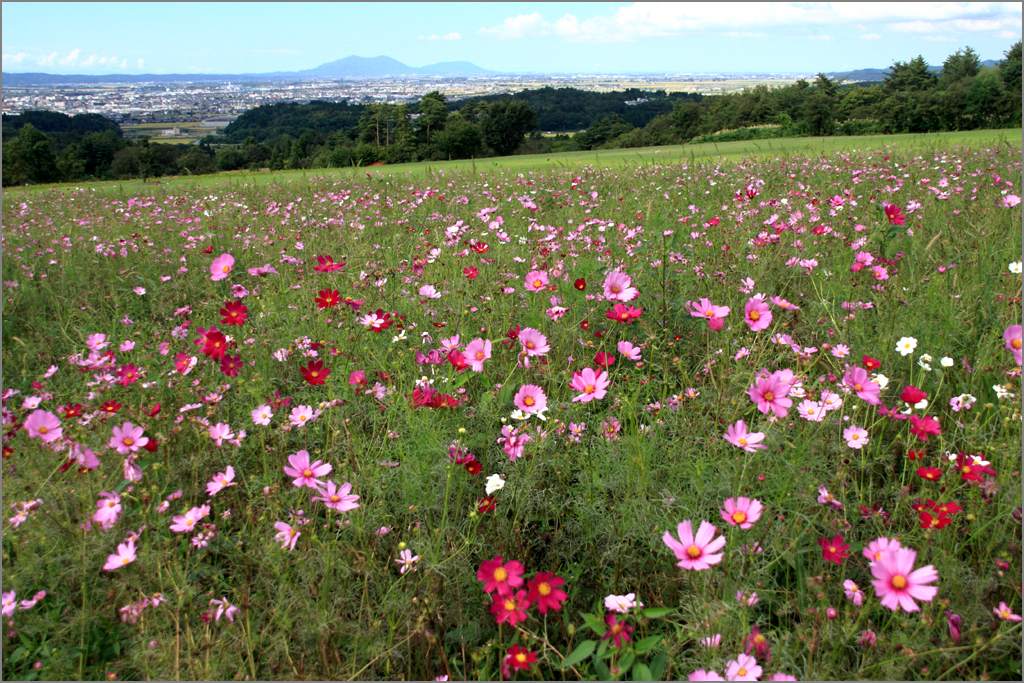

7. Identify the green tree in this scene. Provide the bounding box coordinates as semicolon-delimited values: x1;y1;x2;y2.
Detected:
433;113;483;159
480;100;538;156
941;47;981;84
3;123;59;185
884;55;936;92
999;41;1021;122
417;91;448;144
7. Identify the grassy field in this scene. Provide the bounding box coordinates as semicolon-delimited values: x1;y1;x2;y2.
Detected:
8;128;1020;196
1;130;1021;680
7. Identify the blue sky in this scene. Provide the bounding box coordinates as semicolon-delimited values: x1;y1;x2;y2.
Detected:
2;2;1021;74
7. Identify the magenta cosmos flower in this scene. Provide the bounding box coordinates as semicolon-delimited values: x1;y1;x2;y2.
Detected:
463;338;492;372
870;546;938;612
108;421;148;455
723;420;766;452
477;556;526;596
1004;324;1022;365
688;298;730;331
313;481;360;512
518;327;549;356
743;295;772;332
23;409;62;443
842;366;881;405
720;497;763;529
283;449;332;488
747;370;794;418
210;253;235;281
514;384;547;415
570;367;610;403
523;270;549;292
603;270;638;302
663;520;726;570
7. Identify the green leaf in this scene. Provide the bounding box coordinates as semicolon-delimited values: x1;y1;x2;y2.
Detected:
634;635;662;654
650;651;668;680
561;640;597;669
632;663;653;681
583;612;608;636
640;607;673;619
619;651;636;675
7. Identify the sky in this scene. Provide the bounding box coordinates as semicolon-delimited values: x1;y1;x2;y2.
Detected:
2;2;1021;75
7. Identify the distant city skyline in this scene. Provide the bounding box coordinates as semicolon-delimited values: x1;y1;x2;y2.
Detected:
3;2;1021;76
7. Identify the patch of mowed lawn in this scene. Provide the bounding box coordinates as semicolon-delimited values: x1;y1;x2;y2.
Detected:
1;137;1021;681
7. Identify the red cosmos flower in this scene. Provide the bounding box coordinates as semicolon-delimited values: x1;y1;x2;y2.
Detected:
220;354;242;377
862;355;881;371
463;266;479;280
314;255;345;272
197;327;228;360
606;304;643;324
527;572;567;614
146;403;161;417
300;360;331;386
477;496;496;513
917;467;942;482
593;351;616;368
448;350;469;372
100;400;122;414
900;385;927;405
934;501;961;516
477;556;526;595
745;625;771;662
507;325;521;341
464;459;482;476
884;203;906;225
955;453;995;482
343;296;364;312
503;645;537;675
315;289;341;309
471;241;489;254
220;300;248;326
603;614;634;648
117;365;140;386
490;590;529;626
909;415;941;441
574;278;587;291
362;309;393;333
411;385;459;409
818;535;850;565
919;510;952;530
203;245;214;254
142;434;158;453
906;449;925;461
579;319;590;331
62;403;83;418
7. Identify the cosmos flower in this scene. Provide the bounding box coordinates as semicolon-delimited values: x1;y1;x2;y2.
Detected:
663;520;726;571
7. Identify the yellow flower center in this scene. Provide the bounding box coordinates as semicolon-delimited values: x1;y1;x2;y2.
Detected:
533;279;543;288
738;668;748;677
584;384;595;394
732;511;748;524
738;437;748;446
538;582;551;596
475;351;485;360
525;341;535;350
891;574;907;589
504;598;516;611
303;468;313;478
763;391;774;401
749;310;760;321
523;396;535;407
494;567;508;582
38;426;49;434
705;310;715;318
222;265;230;272
686;544;702;558
1013;338;1022;350
854;383;863;391
123;437;134;446
330;495;340;503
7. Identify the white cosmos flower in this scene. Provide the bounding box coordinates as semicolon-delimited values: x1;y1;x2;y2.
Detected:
484;474;505;495
1009;261;1022;274
896;337;918;356
940;356;954;368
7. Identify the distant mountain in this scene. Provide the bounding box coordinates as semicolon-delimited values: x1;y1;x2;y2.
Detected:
829;59;1000;83
2;55;497;85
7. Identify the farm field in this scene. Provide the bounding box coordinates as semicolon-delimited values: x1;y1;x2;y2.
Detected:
1;133;1022;681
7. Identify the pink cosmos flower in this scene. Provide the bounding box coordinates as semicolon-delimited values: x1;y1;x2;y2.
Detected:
725;653;762;681
92;492;122;531
747;370;793;418
513;384;547;415
767;675;797;682
210;597;239;623
518;327;549;356
23;409;62;443
208;422;235;447
498;425;530;461
663;520;726;571
283;450;332;488
870;546;938;612
313;481;360;512
273;521;300;551
843;425;869;449
251;404;273;425
720;497;763;529
476;556;526;596
842;366;881;405
744;295;772;332
523;270;549;292
688;298;730;331
170;504;211;534
108;421;148;455
689;671;725;681
395;548;420;574
843;579;865;607
723;420;766;452
1004;324;1022;365
103;539;137;571
210;253;235;281
862;536;902;564
993;601;1023;622
464;338;492;372
570;367;610;403
289;404;315;427
206;466;236;497
603;270;639;302
71;442;100;470
617;340;642;361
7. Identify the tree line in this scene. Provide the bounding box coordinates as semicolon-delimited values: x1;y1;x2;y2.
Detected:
3;43;1019;186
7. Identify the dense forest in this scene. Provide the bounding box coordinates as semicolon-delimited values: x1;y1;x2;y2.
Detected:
3;44;1020;186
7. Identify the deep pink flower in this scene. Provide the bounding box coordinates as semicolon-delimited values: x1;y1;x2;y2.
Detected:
663;520;726;570
570;367;610;403
210;253;235;281
870;546;938;612
283;449;332;488
721;497;763;529
723;420;766;452
747;370;793;418
1004;324;1022;365
842;366;880;405
743;295;772;332
513;384;547;415
603;270;638;302
476;556;525;596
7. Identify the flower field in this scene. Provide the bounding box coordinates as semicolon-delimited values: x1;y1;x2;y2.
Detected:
2;141;1022;680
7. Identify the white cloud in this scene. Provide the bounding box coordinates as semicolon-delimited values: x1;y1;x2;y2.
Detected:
2;51;29;64
59;48;81;65
861;33;882;41
137;57;145;69
480;2;1022;43
38;51;58;66
419;31;462;41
